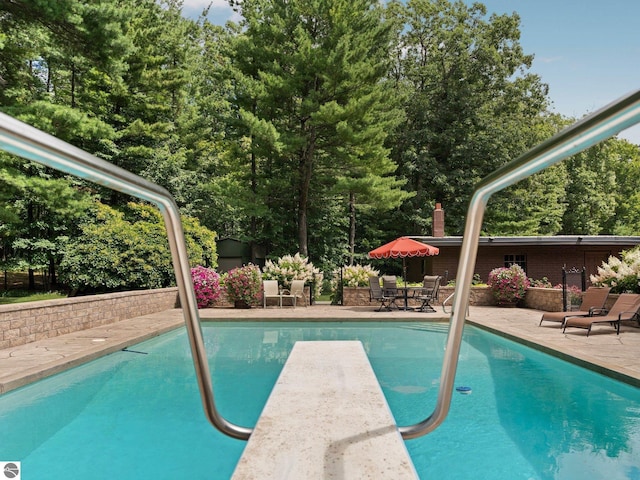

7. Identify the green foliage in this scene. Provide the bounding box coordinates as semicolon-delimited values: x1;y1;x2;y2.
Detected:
59;202;217;293
0;290;67;304
529;277;552;288
561;140;617;234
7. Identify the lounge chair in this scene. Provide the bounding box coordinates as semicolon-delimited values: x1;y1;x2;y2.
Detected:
263;280;281;308
539;286;611;327
369;276;393;311
289;280;308;307
414;275;442;312
563;293;640;336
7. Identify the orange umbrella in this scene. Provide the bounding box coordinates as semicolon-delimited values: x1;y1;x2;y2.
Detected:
368;237;439;259
368;237;439;286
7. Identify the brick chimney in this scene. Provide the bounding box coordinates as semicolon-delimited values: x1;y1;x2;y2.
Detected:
433;203;445;237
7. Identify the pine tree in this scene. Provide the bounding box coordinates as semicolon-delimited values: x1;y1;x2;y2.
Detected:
228;0;408;258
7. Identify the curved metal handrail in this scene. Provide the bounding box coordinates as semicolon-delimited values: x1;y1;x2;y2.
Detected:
400;88;640;439
441;292;469;316
0;113;252;441
442;292;454;314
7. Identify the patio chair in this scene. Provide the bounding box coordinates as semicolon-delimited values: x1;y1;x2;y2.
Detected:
539;286;610;327
414;275;442;312
381;275;402;310
263;280;281;308
563;293;640;336
288;280;308;307
369;276;393;311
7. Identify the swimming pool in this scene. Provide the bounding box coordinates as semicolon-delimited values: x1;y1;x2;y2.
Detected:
1;322;639;479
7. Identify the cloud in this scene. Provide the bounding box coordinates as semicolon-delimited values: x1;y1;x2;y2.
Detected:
182;0;230;8
179;0;238;24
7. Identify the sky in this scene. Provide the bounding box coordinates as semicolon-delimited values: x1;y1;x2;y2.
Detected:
181;0;640;144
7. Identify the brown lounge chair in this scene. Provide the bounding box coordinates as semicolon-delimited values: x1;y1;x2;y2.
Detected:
539;286;610;327
563;293;640;336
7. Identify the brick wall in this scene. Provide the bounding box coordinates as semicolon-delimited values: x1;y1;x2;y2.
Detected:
0;287;179;349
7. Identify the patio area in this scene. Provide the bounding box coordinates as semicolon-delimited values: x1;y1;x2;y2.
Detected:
1;304;640;394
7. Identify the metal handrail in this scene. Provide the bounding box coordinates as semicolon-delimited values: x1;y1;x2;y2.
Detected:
441;292;468;316
0;113;252;441
442;292;454;314
399;88;640;439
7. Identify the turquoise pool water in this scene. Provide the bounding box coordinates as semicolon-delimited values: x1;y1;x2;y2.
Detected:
1;322;639;479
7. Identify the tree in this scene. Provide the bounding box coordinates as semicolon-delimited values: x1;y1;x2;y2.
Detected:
228;0;409;259
561;141;617;234
599;139;640;235
483;114;569;235
0;154;93;289
387;0;550;235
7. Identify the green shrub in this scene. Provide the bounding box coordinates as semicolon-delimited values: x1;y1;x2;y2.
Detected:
59;202;217;293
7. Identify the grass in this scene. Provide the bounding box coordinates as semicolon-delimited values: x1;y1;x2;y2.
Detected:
0;290;67;305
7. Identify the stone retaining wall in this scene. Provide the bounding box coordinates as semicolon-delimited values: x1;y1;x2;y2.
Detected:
344;285;584;312
0;287;179;349
342;286;493;308
524;287;564;311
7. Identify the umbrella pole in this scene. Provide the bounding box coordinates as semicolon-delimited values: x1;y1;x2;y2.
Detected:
403;258;407;287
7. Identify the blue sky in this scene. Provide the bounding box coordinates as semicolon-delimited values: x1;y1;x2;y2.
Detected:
181;0;640;144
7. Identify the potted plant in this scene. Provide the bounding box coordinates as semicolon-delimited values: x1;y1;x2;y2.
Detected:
487;264;530;306
224;264;262;308
191;265;222;308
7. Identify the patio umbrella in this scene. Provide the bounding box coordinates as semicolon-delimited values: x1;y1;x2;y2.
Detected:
368;236;439;285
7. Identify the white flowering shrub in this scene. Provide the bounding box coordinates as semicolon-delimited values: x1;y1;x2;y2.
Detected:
262;253;323;297
328;264;380;304
590;247;640;293
331;264;380;290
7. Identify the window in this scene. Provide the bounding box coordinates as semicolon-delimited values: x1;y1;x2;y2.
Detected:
504;254;526;270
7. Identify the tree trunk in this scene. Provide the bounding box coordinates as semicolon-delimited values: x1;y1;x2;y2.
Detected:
28;268;35;291
297;128;315;257
349;192;356;266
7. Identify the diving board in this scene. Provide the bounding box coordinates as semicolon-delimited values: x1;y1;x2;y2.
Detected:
232;341;418;479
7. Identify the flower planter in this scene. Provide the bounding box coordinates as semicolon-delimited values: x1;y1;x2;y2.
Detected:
234;300;251;309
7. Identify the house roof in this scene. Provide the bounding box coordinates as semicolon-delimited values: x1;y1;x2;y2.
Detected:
410;235;640;247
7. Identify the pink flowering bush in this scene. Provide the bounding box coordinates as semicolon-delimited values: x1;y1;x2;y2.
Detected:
487;265;530;304
191;266;222;308
224;264;262;305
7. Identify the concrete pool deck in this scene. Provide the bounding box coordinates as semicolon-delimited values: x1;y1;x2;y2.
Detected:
1;304;640;394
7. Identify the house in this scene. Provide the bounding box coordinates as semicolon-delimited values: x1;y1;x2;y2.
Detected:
405;204;640;287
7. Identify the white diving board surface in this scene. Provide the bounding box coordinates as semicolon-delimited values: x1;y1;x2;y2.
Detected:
232;341;418;479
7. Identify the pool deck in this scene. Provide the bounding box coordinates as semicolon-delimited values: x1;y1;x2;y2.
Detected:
1;304;640;394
